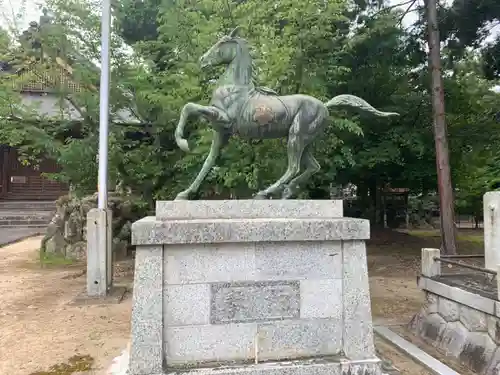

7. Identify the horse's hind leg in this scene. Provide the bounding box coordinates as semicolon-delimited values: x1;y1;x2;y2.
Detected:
254;119;306;199
281;146;320;199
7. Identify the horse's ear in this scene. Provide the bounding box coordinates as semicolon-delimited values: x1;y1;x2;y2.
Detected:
229;26;240;38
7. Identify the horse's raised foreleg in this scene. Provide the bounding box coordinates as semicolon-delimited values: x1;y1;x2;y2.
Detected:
174;103;231;200
175;130;230;200
281;147;321;199
254;120;306;199
175;103;229;152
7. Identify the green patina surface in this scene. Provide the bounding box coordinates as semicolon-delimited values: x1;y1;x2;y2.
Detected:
174;26;399;200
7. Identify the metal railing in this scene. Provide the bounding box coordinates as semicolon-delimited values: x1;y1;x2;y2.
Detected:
433;254;497;276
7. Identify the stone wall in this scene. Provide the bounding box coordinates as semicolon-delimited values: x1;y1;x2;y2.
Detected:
410;276;500;375
41;193;147;260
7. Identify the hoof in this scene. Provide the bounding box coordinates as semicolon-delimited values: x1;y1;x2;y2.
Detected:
177;138;191;153
253;192;269;200
174;191;190;200
281;187;294;199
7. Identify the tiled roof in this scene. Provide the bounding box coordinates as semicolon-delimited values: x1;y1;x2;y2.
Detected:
0;60;141;124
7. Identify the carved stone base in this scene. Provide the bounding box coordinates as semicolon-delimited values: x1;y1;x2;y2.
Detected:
166;358;383;375
128;200;381;375
107;353;384;375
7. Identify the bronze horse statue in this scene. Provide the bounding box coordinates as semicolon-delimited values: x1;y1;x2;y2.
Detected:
174;27;399;200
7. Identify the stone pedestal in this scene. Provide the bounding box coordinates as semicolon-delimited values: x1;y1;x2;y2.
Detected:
484;191;500;271
86;208;113;296
129;200;382;375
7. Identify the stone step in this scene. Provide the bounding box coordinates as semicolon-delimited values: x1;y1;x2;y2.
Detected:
0;220;50;227
0;201;55;228
0;211;53;218
0;200;56;211
0;224;47;229
0;211;53;227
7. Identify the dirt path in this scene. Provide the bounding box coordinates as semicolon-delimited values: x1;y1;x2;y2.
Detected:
374;337;431;375
0;237;132;375
367;252;432;374
368;253;424;324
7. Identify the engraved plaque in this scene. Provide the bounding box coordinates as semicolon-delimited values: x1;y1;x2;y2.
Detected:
210;281;300;324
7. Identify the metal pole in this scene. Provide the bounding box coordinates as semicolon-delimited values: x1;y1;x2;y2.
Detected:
97;0;111;209
85;0;112;297
433;257;497;275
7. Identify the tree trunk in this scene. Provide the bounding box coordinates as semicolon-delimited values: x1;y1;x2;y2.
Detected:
425;0;458;254
368;180;377;224
375;184;384;226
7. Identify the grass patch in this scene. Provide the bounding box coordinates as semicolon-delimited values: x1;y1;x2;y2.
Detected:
367;229;484;256
407;229;484;245
29;355;94;375
458;233;484;244
407;230;440;238
39;250;75;267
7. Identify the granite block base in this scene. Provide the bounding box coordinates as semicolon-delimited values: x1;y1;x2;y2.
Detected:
109;349;387;375
121;358;383;375
128;200;381;375
164;358;384;375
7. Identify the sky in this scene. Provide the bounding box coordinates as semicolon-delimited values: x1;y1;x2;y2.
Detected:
387;0;500;43
4;0;427;30
0;0;44;32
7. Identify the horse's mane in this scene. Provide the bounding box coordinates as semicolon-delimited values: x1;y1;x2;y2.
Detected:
233;37;278;96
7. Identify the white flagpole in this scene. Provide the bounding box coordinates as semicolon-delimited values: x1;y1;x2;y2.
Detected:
87;0;112;297
97;0;111;207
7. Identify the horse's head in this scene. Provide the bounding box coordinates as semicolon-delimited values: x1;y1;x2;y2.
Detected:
199;26;242;69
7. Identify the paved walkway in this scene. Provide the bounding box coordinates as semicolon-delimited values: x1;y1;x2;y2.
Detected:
0;228;44;247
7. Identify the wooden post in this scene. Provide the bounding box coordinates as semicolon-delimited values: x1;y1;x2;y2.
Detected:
425;0;457;254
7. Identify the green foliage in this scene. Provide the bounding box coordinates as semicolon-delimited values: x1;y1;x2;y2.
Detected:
435;0;500;79
39;250;75;266
0;0;499;219
46;137;99;195
407;194;439;227
114;0;372;199
443;57;500;218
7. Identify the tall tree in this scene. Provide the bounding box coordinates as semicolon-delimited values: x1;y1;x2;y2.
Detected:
425;0;457;254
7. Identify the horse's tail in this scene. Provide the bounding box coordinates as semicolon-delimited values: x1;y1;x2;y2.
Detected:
325;94;400;117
